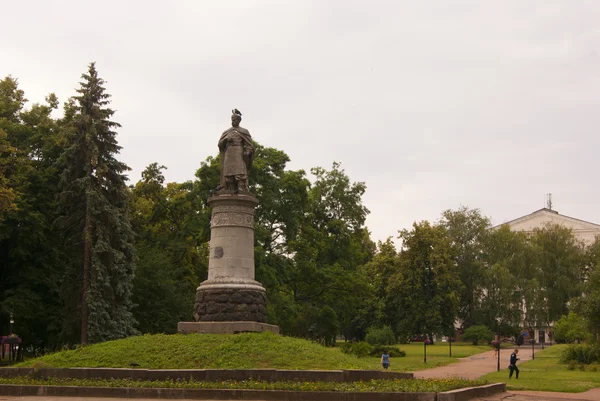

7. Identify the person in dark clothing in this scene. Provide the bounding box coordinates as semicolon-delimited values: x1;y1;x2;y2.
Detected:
509;349;520;379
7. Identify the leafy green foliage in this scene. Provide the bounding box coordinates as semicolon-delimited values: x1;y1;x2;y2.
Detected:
389;221;461;341
0;76;64;346
572;237;600;339
529;224;585;326
129;163;207;332
340;341;373;357
561;344;600;364
0;128;16;218
440;207;490;329
369;345;406;357
461;325;494;345
553;312;591;344
355;239;399;339
0;376;487;393
365;326;395;346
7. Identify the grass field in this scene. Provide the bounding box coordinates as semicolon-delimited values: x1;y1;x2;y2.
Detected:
481;344;600;393
354;342;491;372
17;332;491;371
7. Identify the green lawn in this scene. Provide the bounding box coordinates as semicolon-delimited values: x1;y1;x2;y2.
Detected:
357;342;492;372
17;332;492;372
481;344;600;393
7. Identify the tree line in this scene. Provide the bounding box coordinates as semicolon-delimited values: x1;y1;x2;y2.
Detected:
1;63;598;350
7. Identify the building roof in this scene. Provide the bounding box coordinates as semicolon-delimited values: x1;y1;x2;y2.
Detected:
493;208;600;245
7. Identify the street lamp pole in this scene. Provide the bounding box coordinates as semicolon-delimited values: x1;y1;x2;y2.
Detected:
496;320;501;372
424;338;427;364
497;341;500;372
9;312;14;334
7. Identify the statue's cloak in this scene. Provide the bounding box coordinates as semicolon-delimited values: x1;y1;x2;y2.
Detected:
218;127;254;187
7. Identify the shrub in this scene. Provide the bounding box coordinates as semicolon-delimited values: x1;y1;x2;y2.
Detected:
340;342;373;357
560;344;600;365
553;312;591;344
369;345;406;358
364;326;396;346
461;325;494;345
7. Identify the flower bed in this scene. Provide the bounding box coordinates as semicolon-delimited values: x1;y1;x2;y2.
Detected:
0;376;486;393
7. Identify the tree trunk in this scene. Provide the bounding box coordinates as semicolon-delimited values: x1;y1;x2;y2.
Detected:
81;192;92;345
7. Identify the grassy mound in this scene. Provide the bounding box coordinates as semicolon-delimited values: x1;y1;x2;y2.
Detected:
19;332;379;370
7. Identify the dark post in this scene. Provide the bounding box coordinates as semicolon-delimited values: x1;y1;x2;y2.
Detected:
531;339;535;360
424;336;428;364
495;322;500;372
449;336;452;357
497;342;500;372
9;312;13;334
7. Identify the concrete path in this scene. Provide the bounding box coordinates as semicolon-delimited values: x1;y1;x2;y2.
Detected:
414;348;533;379
471;388;600;400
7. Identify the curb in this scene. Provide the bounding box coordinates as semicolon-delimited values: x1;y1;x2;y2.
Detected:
0;383;506;400
438;383;506;401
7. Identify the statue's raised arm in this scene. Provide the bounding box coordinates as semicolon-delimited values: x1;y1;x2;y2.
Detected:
218;109;254;194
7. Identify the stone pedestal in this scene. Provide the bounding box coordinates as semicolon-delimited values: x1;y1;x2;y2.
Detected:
178;193;278;334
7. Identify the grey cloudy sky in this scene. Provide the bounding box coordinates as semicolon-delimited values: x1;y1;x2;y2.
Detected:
2;0;599;244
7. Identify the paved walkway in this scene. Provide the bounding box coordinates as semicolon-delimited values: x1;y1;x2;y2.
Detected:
471;388;600;400
414;347;533;379
413;347;600;401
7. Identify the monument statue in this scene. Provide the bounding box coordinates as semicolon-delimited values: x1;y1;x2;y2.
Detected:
218;109;254;193
177;109;279;334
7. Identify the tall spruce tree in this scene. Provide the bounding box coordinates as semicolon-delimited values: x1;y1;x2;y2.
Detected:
57;63;137;344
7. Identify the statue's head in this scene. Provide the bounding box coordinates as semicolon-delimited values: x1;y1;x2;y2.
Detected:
231;109;242;127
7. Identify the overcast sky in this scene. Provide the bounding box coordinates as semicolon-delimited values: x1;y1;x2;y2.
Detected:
2;1;599;244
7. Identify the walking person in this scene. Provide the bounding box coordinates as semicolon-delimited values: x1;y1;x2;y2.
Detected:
509;349;520;379
381;350;390;370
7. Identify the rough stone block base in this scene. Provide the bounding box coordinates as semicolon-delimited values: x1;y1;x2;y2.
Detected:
194;287;267;322
178;321;280;334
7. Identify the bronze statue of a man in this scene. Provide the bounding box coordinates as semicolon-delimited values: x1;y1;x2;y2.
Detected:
218;109;254;193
